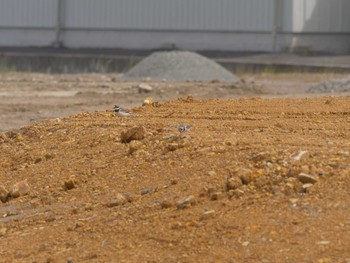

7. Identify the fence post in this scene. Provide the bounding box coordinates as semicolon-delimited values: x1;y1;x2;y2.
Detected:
53;0;65;47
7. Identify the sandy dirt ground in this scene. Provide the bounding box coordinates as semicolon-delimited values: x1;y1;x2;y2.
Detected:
0;72;350;262
0;72;348;131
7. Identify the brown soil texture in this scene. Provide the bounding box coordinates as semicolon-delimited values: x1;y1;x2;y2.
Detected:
1;97;350;262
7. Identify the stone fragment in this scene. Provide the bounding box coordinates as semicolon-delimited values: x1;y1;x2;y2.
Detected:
138;83;153;93
106;193;128;207
0;185;9;203
227;176;243;190
10;180;30;198
160;199;174;209
200;210;215;220
128;140;143;154
176;195;196;209
228;189;245;198
121;126;145;143
210;192;223;201
298;173;318;184
284;177;303;195
140;188;153;195
64;176;76;190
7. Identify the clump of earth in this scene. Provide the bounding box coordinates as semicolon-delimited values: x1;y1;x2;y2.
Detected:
121;50;239;82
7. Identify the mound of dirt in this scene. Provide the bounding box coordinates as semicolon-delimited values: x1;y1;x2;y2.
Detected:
308;75;350;93
0;97;350;262
121;51;239;82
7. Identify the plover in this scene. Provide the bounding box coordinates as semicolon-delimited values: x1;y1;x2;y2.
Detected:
113;105;132;117
178;124;191;133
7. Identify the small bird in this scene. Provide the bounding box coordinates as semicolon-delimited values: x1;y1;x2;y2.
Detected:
113;105;132;116
178;124;191;133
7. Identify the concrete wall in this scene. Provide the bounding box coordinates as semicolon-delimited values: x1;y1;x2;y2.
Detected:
0;0;348;53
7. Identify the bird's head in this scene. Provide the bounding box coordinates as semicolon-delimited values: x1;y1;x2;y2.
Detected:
113;105;120;112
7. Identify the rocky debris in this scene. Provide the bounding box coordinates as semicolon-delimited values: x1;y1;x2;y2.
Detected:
210;191;223;201
10;180;30;198
284;177;303;195
176;195;196;209
106;193;128;207
140;187;154;195
160;199;174;209
0;185;9;203
64;176;76;191
297;173;318;184
137;83;153;93
128;140;143;154
142;96;153;106
308;76;350;93
0;227;7;237
200;210;215;220
289;150;308;161
121;51;239;82
226;176;243;190
121;126;146;143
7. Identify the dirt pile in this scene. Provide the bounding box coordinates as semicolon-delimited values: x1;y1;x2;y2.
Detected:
0;97;350;262
121;51;239;82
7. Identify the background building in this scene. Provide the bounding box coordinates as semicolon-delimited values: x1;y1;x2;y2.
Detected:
0;0;349;53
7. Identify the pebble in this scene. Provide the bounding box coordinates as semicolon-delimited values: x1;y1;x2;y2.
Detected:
226;176;243;190
138;83;153;93
10;180;30;198
228;189;245;198
106;193;128;207
128;140;143;154
64;177;76;191
0;227;7;236
0;185;9;203
120;126;146;143
298;173;318;184
160;199;174;209
200;210;215;220
140;187;153;195
176;195;196;209
210;192;223;201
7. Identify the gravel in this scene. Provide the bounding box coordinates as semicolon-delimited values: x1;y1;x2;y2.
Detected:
121;51;238;82
307;76;350;93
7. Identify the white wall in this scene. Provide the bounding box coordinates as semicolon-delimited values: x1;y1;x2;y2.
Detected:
0;0;348;53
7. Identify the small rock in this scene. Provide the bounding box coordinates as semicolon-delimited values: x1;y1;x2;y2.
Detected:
121;126;146;143
316;240;330;245
138;83;153;93
242;241;250;247
64;177;76;191
210;192;223;201
284;177;303;195
228;189;245;198
176;195;196;209
0;185;9;203
128;140;143;154
140;188;153;195
208;171;217;177
106;193;128;207
226;176;243;190
302;183;316;194
0;227;7;237
200;210;215;220
142;96;153;106
240;173;252;185
160;199;174;209
10;180;30;198
298;173;318;184
167;143;179;151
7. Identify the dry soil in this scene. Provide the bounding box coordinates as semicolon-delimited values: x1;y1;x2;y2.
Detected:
0;73;349;263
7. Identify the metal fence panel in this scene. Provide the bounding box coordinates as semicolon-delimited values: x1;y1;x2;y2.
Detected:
64;0;274;31
0;0;56;28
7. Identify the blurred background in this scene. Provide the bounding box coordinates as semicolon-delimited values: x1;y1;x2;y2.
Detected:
0;0;349;54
